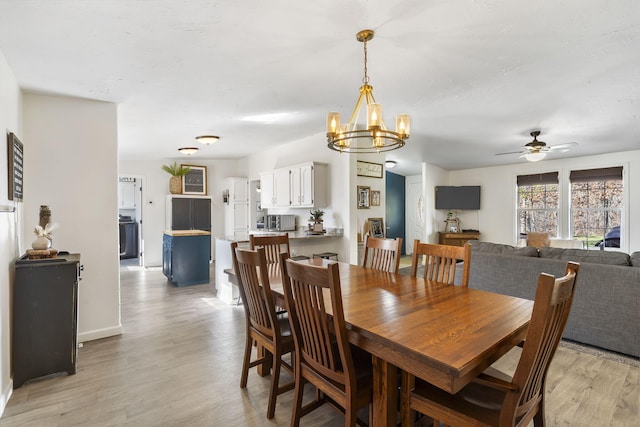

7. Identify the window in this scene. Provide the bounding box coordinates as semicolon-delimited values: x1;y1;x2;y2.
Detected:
570;167;623;249
517;172;559;236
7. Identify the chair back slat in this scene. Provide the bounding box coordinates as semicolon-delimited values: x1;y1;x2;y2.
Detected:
231;243;278;339
250;234;290;265
411;240;471;286
281;258;353;387
503;262;580;425
362;234;403;273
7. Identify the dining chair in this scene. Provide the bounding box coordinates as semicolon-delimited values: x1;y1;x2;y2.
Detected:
362;234;403;273
410;240;471;286
250;233;291;265
280;255;373;427
400;261;580;427
230;242;295;419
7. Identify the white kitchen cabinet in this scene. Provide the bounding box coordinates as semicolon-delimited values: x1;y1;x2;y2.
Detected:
118;180;136;209
261;162;327;209
224;177;249;237
260;169;290;208
290;162;327;208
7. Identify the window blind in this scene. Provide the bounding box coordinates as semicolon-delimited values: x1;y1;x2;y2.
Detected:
569;167;623;183
517;172;559;187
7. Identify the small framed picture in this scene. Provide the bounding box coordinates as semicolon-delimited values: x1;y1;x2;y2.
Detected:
357;185;370;209
369;218;384;238
181;164;207;195
371;190;381;206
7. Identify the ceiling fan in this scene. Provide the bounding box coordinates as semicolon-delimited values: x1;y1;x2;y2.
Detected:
496;131;577;162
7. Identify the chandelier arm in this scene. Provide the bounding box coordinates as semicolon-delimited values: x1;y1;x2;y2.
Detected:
347;90;367;131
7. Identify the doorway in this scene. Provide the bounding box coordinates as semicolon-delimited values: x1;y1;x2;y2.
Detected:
118;176;144;267
385;171;406;254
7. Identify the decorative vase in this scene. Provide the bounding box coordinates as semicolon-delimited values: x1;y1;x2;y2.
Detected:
169;176;182;194
32;236;51;250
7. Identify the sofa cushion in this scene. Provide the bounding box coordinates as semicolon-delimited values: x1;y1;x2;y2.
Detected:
539;247;630;266
469;241;538;257
631;252;640;267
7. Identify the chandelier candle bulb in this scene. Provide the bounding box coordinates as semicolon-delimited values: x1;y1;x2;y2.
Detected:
396;114;410;137
367;104;382;129
327;112;340;134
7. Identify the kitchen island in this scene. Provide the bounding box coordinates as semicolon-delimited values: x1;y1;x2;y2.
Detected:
162;229;211;287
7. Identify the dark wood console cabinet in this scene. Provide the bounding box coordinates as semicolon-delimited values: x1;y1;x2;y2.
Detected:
438;231;480;247
12;253;81;388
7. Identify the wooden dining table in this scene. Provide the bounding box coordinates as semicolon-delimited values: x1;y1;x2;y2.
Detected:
230;258;534;427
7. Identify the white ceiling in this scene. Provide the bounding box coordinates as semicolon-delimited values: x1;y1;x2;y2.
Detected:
0;0;638;176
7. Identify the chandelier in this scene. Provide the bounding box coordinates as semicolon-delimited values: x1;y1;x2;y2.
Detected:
327;29;410;153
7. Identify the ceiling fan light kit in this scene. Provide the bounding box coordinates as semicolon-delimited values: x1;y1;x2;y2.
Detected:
326;30;410;153
496;130;577;162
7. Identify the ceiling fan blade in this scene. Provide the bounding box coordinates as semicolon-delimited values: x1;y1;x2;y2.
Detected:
549;142;578;151
495;150;524;156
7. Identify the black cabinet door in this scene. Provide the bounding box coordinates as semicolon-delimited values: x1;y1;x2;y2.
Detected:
171;198;192;230
192;198;211;231
171;197;211;230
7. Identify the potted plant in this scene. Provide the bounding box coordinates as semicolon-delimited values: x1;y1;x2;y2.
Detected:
161;162;190;194
309;209;325;233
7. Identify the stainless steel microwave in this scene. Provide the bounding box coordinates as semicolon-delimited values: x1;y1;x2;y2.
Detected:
265;215;296;231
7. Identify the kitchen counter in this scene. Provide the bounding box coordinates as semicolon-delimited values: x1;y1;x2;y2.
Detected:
214;229;344;305
218;230;343;243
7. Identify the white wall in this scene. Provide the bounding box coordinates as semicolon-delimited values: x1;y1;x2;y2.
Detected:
446;150;640;253
422;162;450;243
0;48;22;415
23;94;122;342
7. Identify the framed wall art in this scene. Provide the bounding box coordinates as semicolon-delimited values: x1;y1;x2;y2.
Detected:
181;164;207;195
357;185;370;209
356;160;383;178
371;190;381;206
7;132;24;201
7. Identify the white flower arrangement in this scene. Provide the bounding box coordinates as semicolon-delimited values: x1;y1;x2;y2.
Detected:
34;223;58;241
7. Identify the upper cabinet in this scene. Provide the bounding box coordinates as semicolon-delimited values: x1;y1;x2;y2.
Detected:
165;195;212;231
118;180;136;209
260;162;327;209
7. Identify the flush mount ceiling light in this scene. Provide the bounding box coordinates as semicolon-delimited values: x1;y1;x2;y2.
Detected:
178;147;199;155
327;29;410;153
195;135;220;145
385;160;397;169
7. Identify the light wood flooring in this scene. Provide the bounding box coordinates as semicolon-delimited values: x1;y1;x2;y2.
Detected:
1;264;638;426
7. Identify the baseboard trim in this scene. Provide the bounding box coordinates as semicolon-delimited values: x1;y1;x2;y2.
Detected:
78;325;123;343
1;379;13;418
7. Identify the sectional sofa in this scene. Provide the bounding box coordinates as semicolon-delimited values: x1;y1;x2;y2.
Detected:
454;241;640;358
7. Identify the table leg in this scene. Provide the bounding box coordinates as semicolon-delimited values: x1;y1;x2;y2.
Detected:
372;355;398;427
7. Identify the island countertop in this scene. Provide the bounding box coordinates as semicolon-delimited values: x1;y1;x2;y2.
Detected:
164;229;212;236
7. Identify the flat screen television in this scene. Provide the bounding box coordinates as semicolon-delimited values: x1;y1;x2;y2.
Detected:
435;186;481;210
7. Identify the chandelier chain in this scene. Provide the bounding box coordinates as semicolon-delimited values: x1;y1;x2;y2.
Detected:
362;39;369;85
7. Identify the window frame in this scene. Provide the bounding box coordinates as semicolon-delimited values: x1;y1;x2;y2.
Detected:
516;172;560;238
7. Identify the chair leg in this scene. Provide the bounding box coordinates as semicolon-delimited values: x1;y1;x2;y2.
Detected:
291;368;305;427
266;347;281;419
240;336;253;388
